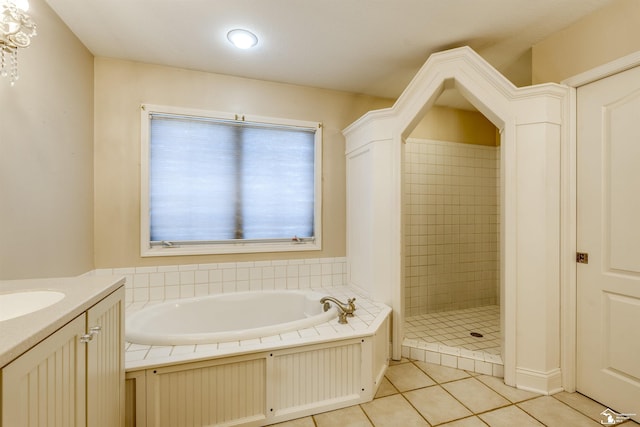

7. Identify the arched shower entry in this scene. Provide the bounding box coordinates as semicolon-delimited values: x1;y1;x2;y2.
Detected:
343;47;570;394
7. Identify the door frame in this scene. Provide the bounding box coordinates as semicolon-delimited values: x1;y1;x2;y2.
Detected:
560;50;640;393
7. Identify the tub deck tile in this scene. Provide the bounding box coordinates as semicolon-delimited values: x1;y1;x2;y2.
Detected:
146;346;172;359
170;345;196;356
260;335;282;343
195;343;218;352
298;328;319;338
218;341;240;349
240;338;262;346
125;349;149;363
281;331;302;340
125;286;391;371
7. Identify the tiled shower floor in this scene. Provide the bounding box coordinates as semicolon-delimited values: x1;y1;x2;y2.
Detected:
405;305;501;355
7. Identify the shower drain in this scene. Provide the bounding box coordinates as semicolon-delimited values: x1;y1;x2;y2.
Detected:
470;332;484;338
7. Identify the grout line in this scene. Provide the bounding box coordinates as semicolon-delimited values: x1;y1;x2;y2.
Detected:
549;392;609;424
515;400;552;427
396;388;436;426
301;361;619;427
405;361;513;425
353;405;375;427
410;362;545;425
310;412;320;427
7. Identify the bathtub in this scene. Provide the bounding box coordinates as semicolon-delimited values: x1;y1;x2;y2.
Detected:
124;288;391;427
125;290;337;346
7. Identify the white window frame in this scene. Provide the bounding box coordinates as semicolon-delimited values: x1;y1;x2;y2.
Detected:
140;104;322;257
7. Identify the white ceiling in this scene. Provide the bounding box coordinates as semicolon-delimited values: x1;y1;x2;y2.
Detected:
45;0;614;101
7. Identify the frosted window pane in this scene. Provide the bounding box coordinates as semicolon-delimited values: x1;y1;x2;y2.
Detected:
150;118;238;241
241;126;315;239
148;115;315;243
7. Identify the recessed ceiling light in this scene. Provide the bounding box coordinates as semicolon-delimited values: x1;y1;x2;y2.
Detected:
227;29;258;49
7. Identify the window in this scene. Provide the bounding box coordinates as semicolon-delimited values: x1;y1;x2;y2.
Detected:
140;104;322;256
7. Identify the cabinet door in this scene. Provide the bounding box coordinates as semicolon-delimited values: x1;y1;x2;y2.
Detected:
86;287;125;427
2;314;87;427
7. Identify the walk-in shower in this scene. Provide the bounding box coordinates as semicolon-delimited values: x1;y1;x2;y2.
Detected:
402;106;501;372
345;47;568;390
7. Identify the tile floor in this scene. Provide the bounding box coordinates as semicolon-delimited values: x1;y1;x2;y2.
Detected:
405;305;501;355
272;358;638;427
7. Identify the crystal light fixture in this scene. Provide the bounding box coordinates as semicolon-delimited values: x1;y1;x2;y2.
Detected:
0;0;36;85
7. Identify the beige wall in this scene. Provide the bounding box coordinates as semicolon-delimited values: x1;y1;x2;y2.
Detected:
532;0;640;84
8;0;619;277
410;106;498;146
94;58;393;268
0;0;94;279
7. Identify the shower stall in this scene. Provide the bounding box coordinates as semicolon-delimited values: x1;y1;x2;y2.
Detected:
344;46;568;392
403;135;501;362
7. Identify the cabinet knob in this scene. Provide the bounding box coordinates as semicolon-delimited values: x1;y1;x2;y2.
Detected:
80;326;102;343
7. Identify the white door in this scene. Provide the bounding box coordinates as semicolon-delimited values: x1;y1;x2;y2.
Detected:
577;65;640;423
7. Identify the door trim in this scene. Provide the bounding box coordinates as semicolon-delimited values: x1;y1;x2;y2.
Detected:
560;50;640;393
563;51;640;88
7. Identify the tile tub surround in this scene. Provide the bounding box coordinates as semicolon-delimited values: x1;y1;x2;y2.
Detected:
123;285;389;370
122;284;391;426
404;139;500;316
92;257;347;304
89;256;391;371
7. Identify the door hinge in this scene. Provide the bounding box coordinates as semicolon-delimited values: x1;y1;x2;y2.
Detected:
576;252;589;264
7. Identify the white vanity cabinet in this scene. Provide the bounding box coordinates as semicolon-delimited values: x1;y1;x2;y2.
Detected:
1;287;125;427
86;287;125;427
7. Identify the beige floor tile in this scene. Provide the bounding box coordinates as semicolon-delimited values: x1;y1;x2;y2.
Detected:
552;391;608;422
479;405;544;426
374;377;399;398
476;375;541;403
270;416;315;426
314;405;373;427
439;416;489;427
384;362;435;392
360;394;429;427
413;360;471;383
404;385;472;425
389;357;411;366
442;378;510;413
518;396;603;427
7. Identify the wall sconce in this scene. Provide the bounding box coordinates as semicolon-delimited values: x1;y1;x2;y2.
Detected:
1;0;36;85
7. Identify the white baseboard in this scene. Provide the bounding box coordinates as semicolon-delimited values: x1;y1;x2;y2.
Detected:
516;367;563;395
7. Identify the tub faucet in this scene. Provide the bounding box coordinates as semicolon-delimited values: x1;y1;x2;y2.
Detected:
320;296;356;324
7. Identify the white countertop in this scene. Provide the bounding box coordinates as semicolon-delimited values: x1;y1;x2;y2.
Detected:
0;275;125;367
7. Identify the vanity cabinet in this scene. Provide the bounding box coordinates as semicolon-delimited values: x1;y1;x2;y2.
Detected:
1;287;124;427
86;287;125;427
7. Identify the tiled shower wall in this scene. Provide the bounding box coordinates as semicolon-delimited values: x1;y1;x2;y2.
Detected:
404;139;499;316
92;257;347;304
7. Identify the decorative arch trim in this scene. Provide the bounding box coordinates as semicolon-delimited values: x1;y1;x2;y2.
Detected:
344;46;569;394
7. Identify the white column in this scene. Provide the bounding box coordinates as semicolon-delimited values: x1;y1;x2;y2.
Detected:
514;121;562;394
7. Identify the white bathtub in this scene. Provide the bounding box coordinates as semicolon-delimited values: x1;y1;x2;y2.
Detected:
125;290;337;346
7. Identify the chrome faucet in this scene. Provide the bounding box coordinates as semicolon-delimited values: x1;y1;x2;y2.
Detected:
320;296;356;324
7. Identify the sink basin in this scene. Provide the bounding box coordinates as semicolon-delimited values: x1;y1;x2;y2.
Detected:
0;290;65;322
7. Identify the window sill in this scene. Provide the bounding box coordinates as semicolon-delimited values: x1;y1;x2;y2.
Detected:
141;241;321;257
